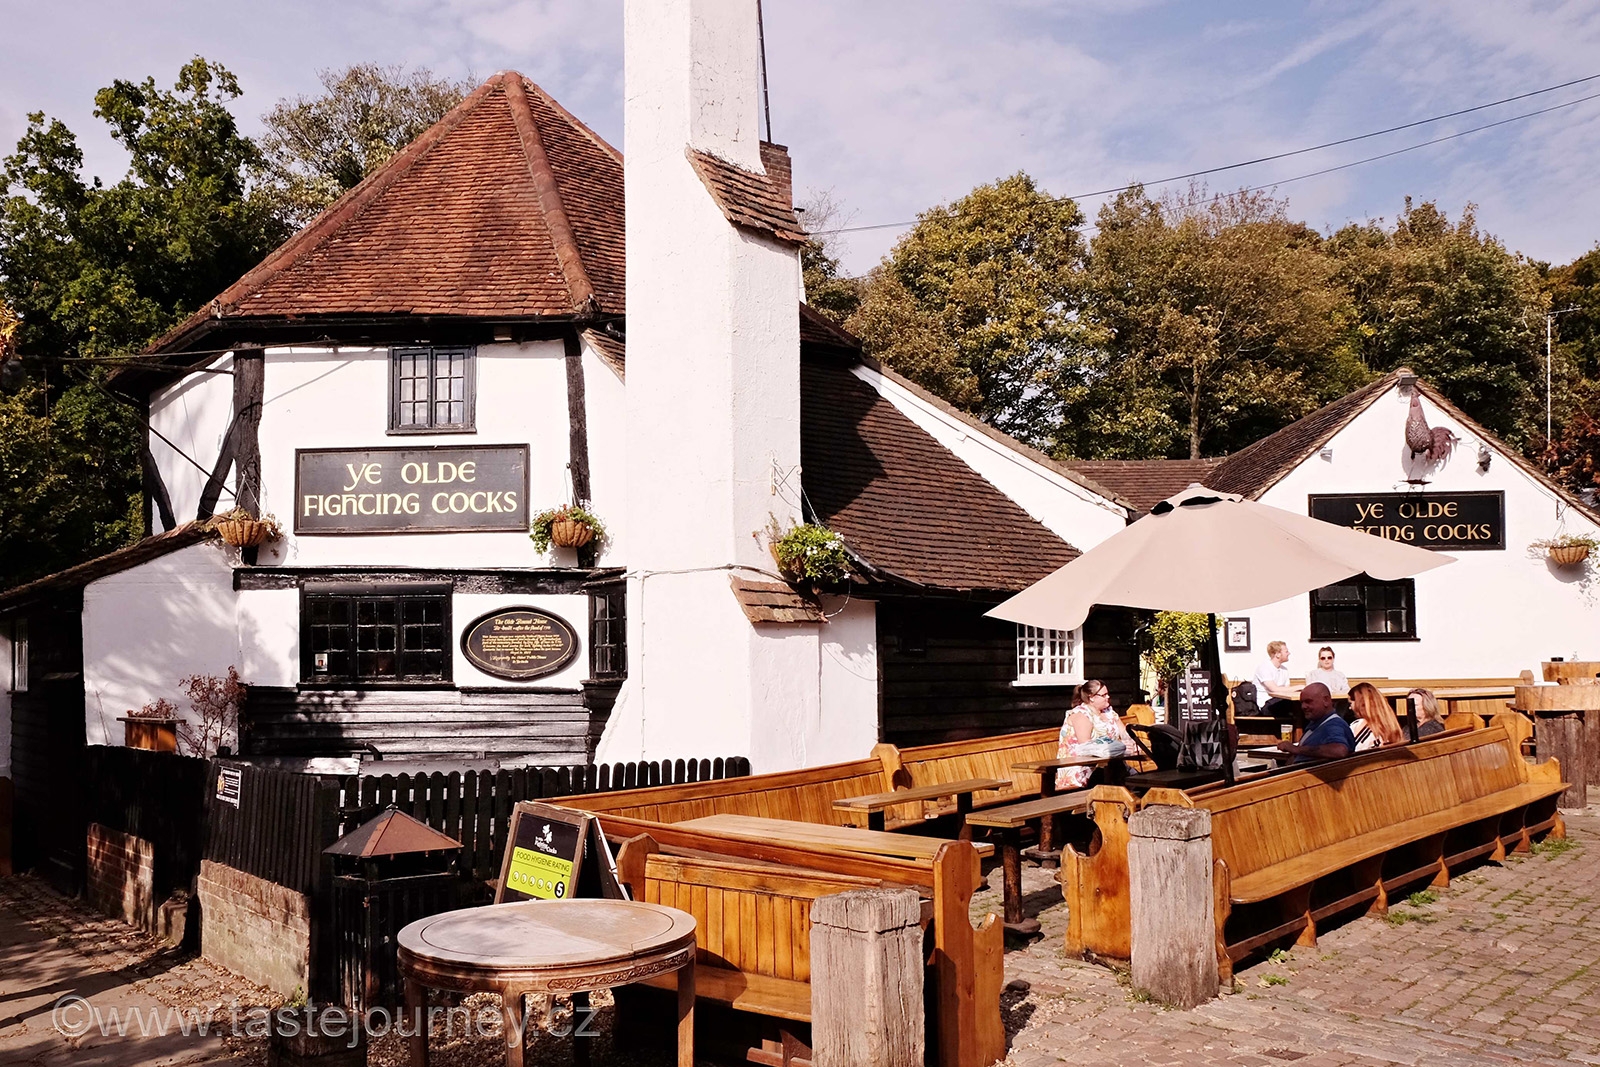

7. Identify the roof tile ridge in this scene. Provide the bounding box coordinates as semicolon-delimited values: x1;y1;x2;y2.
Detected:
1412;378;1600;527
1211;371;1399;497
520;76;623;165
503;74;597;315
853;351;1135;511
144;76;506;353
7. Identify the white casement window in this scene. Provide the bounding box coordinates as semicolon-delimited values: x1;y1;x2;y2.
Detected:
1014;624;1081;686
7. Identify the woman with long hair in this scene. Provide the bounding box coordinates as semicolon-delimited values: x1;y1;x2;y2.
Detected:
1055;679;1134;790
1348;682;1404;750
1410;688;1447;737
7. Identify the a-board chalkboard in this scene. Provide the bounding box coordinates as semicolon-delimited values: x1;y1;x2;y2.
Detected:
494;802;627;904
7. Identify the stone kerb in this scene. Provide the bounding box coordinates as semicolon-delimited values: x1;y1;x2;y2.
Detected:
1128;804;1218;1009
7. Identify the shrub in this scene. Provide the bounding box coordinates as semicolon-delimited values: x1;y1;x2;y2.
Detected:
771;523;850;587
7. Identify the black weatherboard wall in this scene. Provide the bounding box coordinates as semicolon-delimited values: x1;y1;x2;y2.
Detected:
877;597;1140;747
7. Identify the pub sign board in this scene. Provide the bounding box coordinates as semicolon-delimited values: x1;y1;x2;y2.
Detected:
295;444;529;534
1307;491;1505;551
461;607;579;681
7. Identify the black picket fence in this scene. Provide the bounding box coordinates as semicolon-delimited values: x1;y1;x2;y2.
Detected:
77;748;750;1007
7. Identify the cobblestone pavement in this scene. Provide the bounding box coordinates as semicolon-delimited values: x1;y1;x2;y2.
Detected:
978;806;1600;1066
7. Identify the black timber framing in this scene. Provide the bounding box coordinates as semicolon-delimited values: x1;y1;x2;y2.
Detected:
236;567;624;595
875;594;1141;747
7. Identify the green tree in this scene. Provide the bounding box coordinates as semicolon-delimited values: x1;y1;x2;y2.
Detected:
258;64;471;228
796;191;861;326
846;173;1092;447
1075;185;1363;459
0;57;286;585
1325;199;1546;445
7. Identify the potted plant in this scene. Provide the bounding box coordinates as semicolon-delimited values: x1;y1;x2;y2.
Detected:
1531;533;1600;567
212;507;283;548
531;503;607;553
119;698;181;752
770;522;851;592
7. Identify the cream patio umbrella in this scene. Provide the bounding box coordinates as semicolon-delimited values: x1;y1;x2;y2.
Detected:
988;484;1455;633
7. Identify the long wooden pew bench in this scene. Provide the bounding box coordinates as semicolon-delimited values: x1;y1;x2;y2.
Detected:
1063;725;1566;981
564;778;1006;1067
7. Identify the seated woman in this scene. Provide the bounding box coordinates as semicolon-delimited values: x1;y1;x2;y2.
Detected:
1410;688;1447;737
1348;682;1405;750
1056;679;1134;790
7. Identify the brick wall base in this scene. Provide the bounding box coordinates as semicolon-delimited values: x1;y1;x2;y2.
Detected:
198;859;311;995
86;822;156;929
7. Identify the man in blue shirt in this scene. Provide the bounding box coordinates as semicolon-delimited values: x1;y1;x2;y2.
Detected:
1276;682;1354;763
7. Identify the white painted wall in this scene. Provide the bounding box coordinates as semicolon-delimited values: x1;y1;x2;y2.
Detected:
149;353;235;525
250;341;597;570
613;0;817;772
582;338;629;561
854;364;1130;550
1217;384;1600;683
82;542;239;747
817;596;880;760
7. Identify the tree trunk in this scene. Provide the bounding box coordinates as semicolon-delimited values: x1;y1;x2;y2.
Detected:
1188;377;1202;460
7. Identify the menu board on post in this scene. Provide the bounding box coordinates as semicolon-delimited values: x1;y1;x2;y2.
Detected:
1173;668;1215;723
461;607;579;681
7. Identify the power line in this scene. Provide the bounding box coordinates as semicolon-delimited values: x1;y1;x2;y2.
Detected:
817;73;1600;237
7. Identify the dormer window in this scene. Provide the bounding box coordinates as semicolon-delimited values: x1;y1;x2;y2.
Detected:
389;346;476;433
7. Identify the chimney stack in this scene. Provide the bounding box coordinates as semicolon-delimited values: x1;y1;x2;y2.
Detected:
607;0;816;771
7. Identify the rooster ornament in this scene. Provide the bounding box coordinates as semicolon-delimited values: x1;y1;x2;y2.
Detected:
1405;393;1458;467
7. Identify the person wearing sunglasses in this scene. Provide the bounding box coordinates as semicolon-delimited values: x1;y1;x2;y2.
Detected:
1055;679;1133;790
1304;646;1350;698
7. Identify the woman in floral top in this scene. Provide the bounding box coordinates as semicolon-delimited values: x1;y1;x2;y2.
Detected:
1056;679;1134;790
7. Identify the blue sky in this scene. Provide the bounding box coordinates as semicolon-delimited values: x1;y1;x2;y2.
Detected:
2;0;1598;275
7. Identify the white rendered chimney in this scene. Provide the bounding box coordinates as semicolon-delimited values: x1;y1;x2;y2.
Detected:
605;0;814;771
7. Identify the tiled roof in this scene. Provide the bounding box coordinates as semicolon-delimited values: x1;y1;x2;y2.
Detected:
581;327;627;379
802;361;1079;593
147;71;625;353
686;148;806;245
0;522;218;611
799;303;861;352
729;578;826;624
1207;373;1400;497
1063;459;1220;514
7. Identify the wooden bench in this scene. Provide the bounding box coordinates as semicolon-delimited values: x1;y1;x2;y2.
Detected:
1063;726;1566;979
966;790;1092;934
564;790;1006;1067
877;729;1058;823
834;777;1009;832
565;755;891;827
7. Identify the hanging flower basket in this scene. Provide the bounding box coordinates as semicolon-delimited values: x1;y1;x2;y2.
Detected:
550;516;595;548
1549;544;1592;567
211;508;283;548
1531;534;1599;568
530;504;607;554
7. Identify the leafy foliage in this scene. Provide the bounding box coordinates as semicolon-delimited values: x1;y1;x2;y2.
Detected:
846;173;1094;447
1326;199;1545;446
1074;185;1365;459
258;64;471;228
529;503;608;554
770;523;850;587
797;191;862;325
1144;611;1213;679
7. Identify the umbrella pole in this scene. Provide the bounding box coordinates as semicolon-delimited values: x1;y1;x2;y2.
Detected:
1206;613;1236;786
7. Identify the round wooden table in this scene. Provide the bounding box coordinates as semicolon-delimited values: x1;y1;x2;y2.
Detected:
397;899;697;1067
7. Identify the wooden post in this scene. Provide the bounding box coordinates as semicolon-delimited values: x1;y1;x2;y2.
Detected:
1518;681;1594;809
1128;805;1218;1009
810;888;924;1067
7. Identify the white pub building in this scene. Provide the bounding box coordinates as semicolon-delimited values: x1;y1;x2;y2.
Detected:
0;0;1142;858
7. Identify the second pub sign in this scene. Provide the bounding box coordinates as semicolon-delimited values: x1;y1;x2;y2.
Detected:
295;445;530;533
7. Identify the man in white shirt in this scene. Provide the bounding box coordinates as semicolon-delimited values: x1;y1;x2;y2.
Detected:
1253;640;1299;714
1305;646;1351;697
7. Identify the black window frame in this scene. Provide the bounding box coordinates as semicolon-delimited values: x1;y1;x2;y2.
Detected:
300;584;453;686
588;585;627;679
1308;574;1418;641
388;346;477;434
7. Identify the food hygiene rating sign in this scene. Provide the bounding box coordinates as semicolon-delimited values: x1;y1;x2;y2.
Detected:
501;809;584;901
294;445;529;533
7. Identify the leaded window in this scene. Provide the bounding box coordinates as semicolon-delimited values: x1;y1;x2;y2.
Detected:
390;347;475;433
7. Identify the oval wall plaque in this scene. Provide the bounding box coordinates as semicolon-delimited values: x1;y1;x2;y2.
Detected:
461;607;579;681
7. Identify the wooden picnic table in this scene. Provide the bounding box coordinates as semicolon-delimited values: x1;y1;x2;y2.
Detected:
1011;754;1123;854
398;899;697;1067
833;776;1010;832
966;790;1093;935
677;813;994;860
